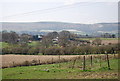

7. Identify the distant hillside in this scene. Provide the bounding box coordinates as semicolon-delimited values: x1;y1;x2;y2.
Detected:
1;22;118;35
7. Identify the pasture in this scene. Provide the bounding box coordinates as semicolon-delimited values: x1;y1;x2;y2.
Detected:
1;54;119;79
0;42;9;48
2;56;119;79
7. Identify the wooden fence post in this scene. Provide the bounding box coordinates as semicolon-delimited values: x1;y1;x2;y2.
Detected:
114;53;116;59
106;54;111;70
59;54;61;68
83;56;86;71
39;60;40;65
99;56;101;67
90;56;92;66
104;54;107;61
13;61;15;67
52;58;53;64
72;59;76;69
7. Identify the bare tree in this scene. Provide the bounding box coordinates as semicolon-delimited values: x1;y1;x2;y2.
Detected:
92;38;102;45
41;36;53;48
2;31;19;44
58;31;74;47
19;33;32;44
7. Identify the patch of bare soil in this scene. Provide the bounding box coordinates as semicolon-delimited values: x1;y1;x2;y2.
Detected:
70;72;118;79
101;40;118;45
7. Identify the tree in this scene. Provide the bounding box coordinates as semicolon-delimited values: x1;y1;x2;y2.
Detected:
111;34;116;38
19;33;32;44
2;31;19;44
41;35;53;48
47;31;59;39
44;46;62;55
58;31;74;47
92;38;102;45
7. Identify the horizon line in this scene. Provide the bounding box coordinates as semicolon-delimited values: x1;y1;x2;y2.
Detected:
0;21;118;24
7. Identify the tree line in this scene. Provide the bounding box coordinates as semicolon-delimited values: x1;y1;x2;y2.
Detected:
2;43;118;55
1;31;119;55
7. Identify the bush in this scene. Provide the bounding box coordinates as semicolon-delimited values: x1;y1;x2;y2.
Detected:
44;46;63;55
2;42;118;55
28;47;39;55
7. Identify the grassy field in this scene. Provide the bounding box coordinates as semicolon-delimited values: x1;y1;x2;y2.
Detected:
0;42;9;48
28;41;40;46
1;38;118;48
2;57;119;79
0;41;40;48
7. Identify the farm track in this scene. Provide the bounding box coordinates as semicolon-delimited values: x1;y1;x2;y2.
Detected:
0;54;118;68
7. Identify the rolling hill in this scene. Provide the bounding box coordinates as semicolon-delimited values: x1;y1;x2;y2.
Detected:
1;22;118;35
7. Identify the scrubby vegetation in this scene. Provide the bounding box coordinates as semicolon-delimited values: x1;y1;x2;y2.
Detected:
1;42;118;55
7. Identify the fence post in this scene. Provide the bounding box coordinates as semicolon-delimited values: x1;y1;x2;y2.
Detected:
99;56;101;67
90;56;92;66
59;54;61;68
114;53;116;59
104;54;107;61
72;59;76;69
39;60;40;65
52;58;53;64
106;54;111;70
13;61;15;67
83;56;86;71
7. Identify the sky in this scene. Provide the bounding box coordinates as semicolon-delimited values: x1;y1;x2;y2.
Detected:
0;0;119;24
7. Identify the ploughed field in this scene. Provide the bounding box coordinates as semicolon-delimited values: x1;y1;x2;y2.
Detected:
1;54;118;68
1;55;79;68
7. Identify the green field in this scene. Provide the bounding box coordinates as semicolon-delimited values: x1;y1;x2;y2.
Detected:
0;41;40;48
0;42;9;48
28;41;40;46
2;58;119;79
0;37;118;48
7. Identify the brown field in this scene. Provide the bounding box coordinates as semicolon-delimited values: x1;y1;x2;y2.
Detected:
0;54;118;68
101;40;118;45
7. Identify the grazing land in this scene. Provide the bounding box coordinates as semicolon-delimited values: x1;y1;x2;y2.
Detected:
2;56;119;79
0;42;9;48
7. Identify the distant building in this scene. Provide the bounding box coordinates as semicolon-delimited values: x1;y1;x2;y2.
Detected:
52;37;59;44
32;35;43;41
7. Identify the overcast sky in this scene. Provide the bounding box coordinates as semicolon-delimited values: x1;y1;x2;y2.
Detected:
0;0;119;24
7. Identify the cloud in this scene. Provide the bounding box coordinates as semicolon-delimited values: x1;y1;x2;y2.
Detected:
64;0;77;5
63;0;119;5
1;0;119;3
1;0;64;3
